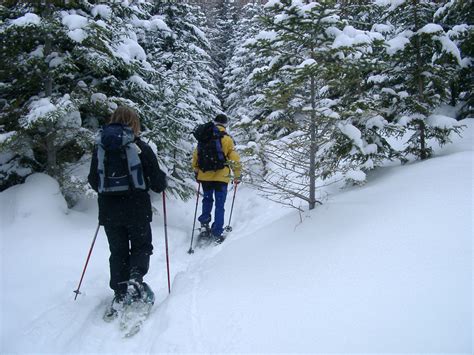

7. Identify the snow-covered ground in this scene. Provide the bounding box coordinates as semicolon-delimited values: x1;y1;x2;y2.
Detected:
1;119;472;353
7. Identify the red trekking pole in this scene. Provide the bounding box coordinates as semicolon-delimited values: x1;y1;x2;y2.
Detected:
163;190;171;294
74;223;100;300
188;182;201;254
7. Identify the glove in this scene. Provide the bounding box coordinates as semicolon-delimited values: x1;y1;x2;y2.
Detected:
233;177;241;185
194;171;199;180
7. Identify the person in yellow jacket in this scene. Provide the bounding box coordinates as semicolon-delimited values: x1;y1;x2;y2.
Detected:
192;114;241;243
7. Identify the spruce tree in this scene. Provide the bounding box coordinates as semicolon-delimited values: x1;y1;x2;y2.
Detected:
208;0;240;99
222;3;268;180
0;1;166;202
149;1;221;198
0;1;92;196
247;0;396;210
374;0;464;160
434;0;473;119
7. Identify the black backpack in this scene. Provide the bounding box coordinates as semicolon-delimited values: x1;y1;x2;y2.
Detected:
96;123;146;195
193;122;227;172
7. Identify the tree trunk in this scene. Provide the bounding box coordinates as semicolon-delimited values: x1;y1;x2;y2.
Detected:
450;80;457;107
44;1;53;97
412;0;427;160
43;0;57;175
308;74;317;210
46;132;58;176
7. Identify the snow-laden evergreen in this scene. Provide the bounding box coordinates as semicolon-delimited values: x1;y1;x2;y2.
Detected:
1;0;469;207
434;0;473;119
221;0;469;210
141;2;221;199
0;1;220;201
222;3;268;180
372;0;465;160
0;2;97;200
236;0;400;209
204;0;241;102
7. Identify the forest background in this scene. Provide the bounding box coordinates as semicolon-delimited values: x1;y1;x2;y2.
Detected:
0;0;471;210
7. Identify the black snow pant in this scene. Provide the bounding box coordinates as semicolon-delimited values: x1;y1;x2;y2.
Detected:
104;223;153;295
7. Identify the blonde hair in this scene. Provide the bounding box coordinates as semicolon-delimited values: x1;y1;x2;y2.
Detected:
109;106;140;136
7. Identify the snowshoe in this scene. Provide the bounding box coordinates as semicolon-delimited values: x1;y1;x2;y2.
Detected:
103;293;125;322
213;235;226;245
196;223;212;247
119;280;155;337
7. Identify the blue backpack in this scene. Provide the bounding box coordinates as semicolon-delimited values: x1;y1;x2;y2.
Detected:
96;123;146;195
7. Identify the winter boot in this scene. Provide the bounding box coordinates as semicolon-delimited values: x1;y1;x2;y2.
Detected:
124;280;143;304
213;234;225;245
124;279;155;305
199;222;210;235
129;268;143;284
103;291;125;322
198;223;211;242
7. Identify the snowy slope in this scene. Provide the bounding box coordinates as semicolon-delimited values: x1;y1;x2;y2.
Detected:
1;120;472;353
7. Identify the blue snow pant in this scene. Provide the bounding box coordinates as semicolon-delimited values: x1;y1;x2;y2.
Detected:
104;223;153;295
198;181;228;237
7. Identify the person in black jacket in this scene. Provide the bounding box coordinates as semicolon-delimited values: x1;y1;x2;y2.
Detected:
88;106;167;302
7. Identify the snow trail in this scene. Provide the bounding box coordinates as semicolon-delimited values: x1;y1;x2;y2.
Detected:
1;120;472;353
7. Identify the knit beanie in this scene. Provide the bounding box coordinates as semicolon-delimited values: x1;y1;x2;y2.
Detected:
214;114;229;127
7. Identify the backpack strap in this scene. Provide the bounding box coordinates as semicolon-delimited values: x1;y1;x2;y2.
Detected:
97;144;106;192
125;143;146;190
213;126;227;162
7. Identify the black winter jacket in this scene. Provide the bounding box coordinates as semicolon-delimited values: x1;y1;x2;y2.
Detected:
88;138;167;226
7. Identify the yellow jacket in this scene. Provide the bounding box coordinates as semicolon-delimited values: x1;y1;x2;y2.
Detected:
192;125;241;183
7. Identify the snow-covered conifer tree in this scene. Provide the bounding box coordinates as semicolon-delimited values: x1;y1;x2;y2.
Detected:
222;3;268;180
0;1;93;198
246;0;396;210
207;0;240;97
148;1;221;198
339;0;374;30
0;1;166;202
373;0;464;160
434;0;473;119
